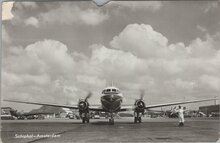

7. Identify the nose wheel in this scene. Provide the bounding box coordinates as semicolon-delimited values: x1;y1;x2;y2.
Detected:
109;118;114;125
82;117;90;123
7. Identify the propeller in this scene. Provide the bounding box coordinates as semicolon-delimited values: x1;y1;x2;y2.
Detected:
134;90;146;110
78;92;92;111
85;92;92;101
79;102;86;108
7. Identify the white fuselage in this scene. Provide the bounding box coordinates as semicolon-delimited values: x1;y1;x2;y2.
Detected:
100;86;123;113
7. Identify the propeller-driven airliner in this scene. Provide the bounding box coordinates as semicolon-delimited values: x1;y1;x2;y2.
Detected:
4;86;216;125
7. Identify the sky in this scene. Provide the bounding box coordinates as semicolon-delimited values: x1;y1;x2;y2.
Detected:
1;1;220;111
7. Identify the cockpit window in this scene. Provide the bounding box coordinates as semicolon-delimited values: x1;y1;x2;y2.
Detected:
102;88;120;94
112;89;116;92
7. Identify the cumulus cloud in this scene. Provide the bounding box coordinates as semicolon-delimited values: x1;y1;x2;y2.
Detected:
111;24;168;58
39;3;109;25
111;24;219;60
89;45;147;78
187;35;219;58
5;40;75;75
24;17;39;28
2;23;220;110
2;2;14;20
110;23;220;96
2;40;78;104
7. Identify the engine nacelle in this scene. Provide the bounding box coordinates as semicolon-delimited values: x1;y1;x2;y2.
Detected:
78;99;89;112
134;99;145;113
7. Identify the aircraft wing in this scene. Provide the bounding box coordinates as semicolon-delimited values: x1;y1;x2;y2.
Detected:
119;98;217;111
145;98;217;109
4;99;106;111
4;99;79;109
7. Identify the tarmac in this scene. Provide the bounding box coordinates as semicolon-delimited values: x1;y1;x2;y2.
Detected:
1;117;219;143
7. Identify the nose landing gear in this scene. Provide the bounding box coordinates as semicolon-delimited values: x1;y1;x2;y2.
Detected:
109;113;114;125
81;112;90;124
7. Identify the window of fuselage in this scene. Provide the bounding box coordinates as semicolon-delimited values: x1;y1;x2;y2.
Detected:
106;89;111;92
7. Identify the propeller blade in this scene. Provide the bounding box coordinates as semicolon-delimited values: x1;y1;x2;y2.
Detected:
85;92;92;101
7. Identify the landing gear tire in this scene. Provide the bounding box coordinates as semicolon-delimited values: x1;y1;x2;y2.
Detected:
109;118;114;125
138;117;142;123
82;118;85;123
87;118;90;123
179;122;184;127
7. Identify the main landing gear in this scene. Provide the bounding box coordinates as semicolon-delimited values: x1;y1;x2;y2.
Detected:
134;112;142;123
109;113;114;125
81;112;90;123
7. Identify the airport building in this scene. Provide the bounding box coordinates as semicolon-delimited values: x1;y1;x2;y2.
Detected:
199;104;220;116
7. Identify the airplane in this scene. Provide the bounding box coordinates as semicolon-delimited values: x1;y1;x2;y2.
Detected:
4;85;217;125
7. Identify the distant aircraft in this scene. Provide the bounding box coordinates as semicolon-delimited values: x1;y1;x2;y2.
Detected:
4;86;217;124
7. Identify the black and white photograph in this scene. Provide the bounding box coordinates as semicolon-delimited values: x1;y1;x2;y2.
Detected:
1;1;220;142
